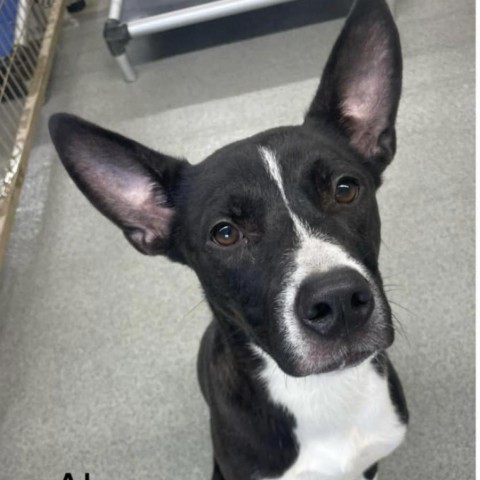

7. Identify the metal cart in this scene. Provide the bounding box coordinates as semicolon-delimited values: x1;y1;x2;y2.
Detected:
104;0;298;82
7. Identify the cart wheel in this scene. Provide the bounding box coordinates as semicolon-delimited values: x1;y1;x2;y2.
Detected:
67;0;86;13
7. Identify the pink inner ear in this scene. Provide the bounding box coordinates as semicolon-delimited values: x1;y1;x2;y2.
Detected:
341;72;385;123
340;74;389;158
334;22;393;156
135;183;174;239
118;179;174;240
122;179;154;208
338;39;394;158
80;156;174;242
340;24;392;121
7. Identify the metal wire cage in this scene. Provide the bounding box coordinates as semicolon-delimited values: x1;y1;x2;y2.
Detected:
0;0;64;267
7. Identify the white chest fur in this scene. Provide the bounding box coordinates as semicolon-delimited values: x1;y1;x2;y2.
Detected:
256;353;406;480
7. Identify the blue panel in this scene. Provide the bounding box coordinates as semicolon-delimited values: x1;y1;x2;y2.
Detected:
0;0;19;57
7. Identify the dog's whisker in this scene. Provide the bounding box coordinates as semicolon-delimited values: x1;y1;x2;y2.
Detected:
389;299;418;319
176;297;207;325
383;283;404;289
391;312;411;346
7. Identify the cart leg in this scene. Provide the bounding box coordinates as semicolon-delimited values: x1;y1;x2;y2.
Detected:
104;14;137;82
114;52;136;82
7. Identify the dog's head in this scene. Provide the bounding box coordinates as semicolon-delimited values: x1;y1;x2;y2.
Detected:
50;0;402;377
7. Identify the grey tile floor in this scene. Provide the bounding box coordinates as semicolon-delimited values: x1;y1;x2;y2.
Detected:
0;0;475;479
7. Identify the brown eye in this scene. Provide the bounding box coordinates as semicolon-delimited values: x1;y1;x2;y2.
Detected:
335;178;359;204
211;222;241;247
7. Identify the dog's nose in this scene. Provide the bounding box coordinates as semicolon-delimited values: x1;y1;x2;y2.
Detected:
295;269;374;337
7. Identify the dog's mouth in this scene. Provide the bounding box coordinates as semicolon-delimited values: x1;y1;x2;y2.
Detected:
272;316;393;377
253;343;380;383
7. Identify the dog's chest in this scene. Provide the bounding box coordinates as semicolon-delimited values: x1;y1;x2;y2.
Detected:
258;357;406;480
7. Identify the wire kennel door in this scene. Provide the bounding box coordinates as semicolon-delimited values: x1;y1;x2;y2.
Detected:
0;0;65;268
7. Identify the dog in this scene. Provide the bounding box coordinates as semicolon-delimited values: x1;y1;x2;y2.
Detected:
49;0;408;478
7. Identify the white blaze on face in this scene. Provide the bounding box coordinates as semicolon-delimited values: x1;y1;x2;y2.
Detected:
258;146;310;240
258;147;380;354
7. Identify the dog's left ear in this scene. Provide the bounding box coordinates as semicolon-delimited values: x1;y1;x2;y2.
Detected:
306;0;402;174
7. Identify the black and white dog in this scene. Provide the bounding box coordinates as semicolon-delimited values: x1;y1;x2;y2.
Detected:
49;0;408;478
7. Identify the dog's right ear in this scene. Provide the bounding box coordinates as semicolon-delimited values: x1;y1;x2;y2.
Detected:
49;113;188;256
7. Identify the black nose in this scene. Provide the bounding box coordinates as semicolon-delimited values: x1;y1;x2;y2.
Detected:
295;269;374;337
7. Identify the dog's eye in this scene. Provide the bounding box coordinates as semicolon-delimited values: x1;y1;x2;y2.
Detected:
211;222;241;247
335;177;359;204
